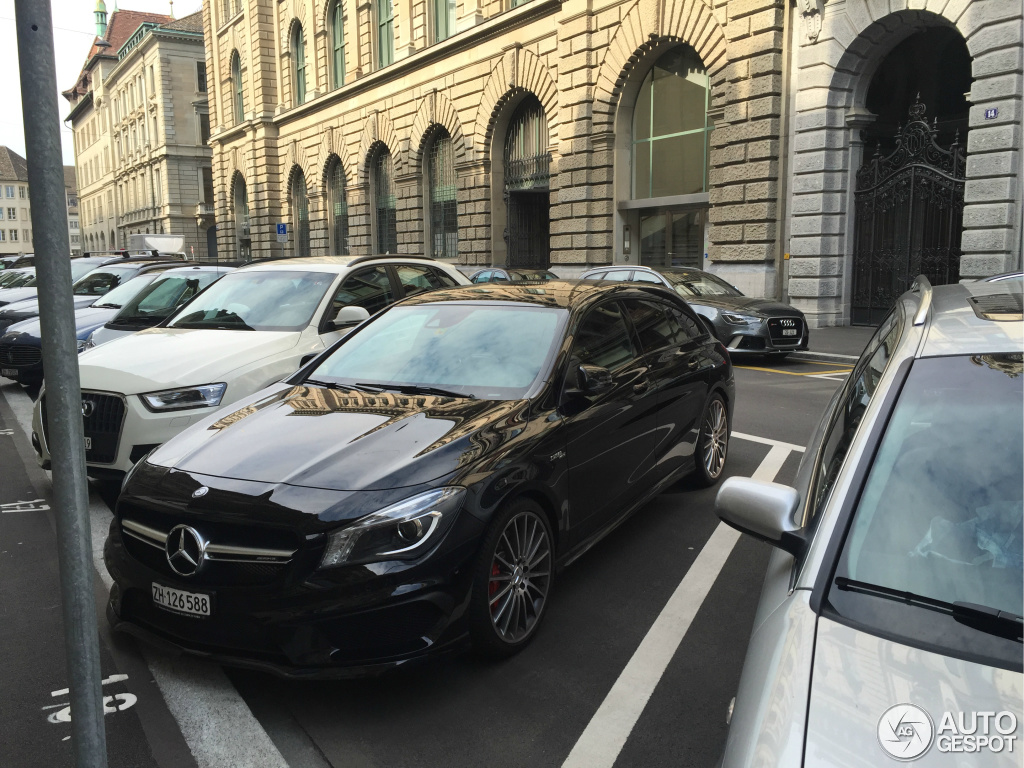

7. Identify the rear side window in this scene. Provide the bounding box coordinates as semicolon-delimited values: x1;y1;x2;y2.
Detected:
572;302;637;372
329;266;395;315
394;264;445;297
602;270;632;281
431;268;461;288
471;271;491;283
634;271;661;284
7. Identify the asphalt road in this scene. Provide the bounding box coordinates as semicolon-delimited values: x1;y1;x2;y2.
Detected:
0;356;850;768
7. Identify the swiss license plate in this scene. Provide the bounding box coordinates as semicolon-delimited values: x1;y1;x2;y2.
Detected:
782;329;797;336
84;437;92;450
152;582;212;617
1;368;16;377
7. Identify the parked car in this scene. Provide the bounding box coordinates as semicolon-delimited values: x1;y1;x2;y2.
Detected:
85;264;237;350
580;265;808;358
0;257;183;334
31;256;469;478
715;275;1022;766
0;267;34;289
981;271;1023;284
102;279;734;676
469;268;560;283
0;264;202;385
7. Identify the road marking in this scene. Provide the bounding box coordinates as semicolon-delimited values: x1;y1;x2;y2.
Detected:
50;673;128;698
0;383;289;768
562;438;800;768
733;431;805;453
0;428;13;436
0;498;49;513
736;364;852;377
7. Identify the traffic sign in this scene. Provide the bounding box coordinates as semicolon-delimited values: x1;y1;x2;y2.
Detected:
277;223;288;243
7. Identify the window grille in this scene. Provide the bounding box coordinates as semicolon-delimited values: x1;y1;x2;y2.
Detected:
373;148;397;254
428;133;458;259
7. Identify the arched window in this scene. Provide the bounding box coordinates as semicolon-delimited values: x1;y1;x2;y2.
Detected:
327;160;349;254
109;230;115;249
371;146;397;254
631;46;710;199
291;170;310;257
376;0;394;69
234;176;251;260
427;130;457;259
231;51;244;124
330;1;345;89
503;96;550;269
292;23;307;106
433;0;455;42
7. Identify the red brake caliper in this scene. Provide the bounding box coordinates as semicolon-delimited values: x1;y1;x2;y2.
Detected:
488;561;500;600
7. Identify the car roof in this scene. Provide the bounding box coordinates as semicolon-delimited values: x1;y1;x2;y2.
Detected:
238;255;457;274
396;279;677;309
159;264;236;275
913;279;1023;357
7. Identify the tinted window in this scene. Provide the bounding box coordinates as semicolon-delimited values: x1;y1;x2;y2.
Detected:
72;265;139;296
602;270;632;281
623;300;681;351
329;266;394;315
395;264;443;297
472;271;492;283
806;310;903;524
634;271;662;284
573;302;637;372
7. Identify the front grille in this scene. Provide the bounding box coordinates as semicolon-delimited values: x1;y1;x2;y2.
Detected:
41;391;126;464
766;317;804;345
0;343;41;367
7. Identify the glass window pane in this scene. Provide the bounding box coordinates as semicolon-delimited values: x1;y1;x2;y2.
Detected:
573;302;637;372
651;132;706;197
633;141;650;199
669;209;704;268
640;213;667;268
651;53;708;136
634;72;652;142
331;266;394;315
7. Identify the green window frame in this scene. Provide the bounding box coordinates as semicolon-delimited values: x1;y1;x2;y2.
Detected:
231;52;244;124
433;0;456;42
293;24;307;105
376;0;394;68
331;1;345;88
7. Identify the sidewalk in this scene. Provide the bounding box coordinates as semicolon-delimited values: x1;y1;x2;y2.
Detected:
792;325;877;363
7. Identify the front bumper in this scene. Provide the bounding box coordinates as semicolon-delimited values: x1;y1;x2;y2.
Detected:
718;317;809;354
103;504;481;677
0;338;42;383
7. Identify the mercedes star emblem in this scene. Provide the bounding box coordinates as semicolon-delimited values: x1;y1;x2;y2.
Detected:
192;486;209;498
166;525;206;577
81;400;94;418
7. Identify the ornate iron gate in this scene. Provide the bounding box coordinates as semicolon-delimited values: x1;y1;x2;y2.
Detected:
504;98;551;269
851;99;966;325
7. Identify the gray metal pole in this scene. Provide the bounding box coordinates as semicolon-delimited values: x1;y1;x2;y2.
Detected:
13;3;108;766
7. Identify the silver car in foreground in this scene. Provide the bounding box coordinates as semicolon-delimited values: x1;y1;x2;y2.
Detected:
717;276;1022;766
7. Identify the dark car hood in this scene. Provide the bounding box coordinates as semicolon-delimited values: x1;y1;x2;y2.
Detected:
0;295;95;318
149;383;529;492
689;295;802;316
2;305;118;343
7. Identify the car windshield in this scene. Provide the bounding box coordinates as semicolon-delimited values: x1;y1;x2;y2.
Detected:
309;303;567;399
92;274;160;309
664;270;743;298
168;270;333;331
116;271;226;323
0;271;33;288
511;271;557;281
834;353;1023;619
70;260;108;281
72;265;140;296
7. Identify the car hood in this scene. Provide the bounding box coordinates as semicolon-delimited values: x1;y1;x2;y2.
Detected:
2;306;118;343
77;327;301;394
804;617;1023;767
0;295;95;317
149;383;529;491
688;295;802;317
0;288;39;308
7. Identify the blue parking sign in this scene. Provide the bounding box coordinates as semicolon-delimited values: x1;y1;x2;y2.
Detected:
277;223;287;235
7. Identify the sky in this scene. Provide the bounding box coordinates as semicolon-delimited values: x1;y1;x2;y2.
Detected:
0;0;202;166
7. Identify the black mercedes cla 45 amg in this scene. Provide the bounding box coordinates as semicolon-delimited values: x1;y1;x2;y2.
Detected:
105;280;735;676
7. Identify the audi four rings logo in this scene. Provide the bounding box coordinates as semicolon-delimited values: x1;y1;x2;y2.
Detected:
81;400;94;418
165;525;206;577
780;319;796;326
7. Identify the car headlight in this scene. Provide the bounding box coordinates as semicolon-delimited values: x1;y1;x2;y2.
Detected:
721;312;762;325
139;383;227;412
319;487;466;568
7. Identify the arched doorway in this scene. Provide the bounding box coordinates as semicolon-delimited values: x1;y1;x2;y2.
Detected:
503;97;550;269
370;144;397;255
289;167;310;258
850;27;971;325
233;175;251;261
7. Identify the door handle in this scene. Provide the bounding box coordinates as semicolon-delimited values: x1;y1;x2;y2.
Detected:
687;358;699;370
633;380;651;394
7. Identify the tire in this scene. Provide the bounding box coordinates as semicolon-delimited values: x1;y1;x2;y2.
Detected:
469;497;554;659
692;393;729;487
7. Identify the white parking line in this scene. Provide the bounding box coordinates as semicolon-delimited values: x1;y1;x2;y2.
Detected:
0;383;288;768
732;431;805;453
561;438;800;768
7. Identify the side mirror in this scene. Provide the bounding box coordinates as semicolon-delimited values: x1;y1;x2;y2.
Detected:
715;477;805;556
575;364;613;396
330;305;370;329
299;352;318;368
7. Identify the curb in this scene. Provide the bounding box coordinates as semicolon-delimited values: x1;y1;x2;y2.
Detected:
790;350;860;365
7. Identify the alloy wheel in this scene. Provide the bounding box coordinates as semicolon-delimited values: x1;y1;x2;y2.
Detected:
702;397;728;479
488;510;552;644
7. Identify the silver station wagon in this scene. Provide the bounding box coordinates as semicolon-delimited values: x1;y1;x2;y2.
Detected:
716;276;1023;766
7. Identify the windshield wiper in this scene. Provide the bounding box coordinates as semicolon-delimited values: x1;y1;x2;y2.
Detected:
304;379;381;393
354;382;475;400
835;577;1023;642
93;303;122;309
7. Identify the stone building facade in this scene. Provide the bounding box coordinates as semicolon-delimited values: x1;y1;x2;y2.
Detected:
64;166;81;256
0;147;32;257
65;6;217;260
204;0;1022;326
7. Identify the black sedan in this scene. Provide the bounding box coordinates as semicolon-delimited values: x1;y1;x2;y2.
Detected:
581;265;809;358
105;281;734;676
469;267;560;283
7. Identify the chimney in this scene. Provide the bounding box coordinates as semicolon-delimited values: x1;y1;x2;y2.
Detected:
95;0;107;38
